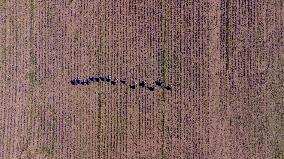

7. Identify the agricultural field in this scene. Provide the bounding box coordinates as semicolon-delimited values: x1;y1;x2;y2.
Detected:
0;0;283;159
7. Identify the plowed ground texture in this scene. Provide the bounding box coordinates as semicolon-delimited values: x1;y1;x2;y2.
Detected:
1;0;284;159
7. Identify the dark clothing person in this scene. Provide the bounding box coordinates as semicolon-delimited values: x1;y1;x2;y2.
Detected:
165;84;173;90
111;79;118;85
130;82;137;89
148;86;155;91
106;76;112;82
99;77;105;81
95;77;100;82
139;81;147;87
120;78;127;84
89;76;95;81
70;80;76;85
155;79;163;86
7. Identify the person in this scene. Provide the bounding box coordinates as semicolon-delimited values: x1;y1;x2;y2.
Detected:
80;80;86;85
99;76;105;81
89;76;95;82
85;79;90;85
165;84;173;90
70;79;76;85
106;75;112;82
155;79;163;86
139;80;147;87
111;78;118;85
148;85;155;91
120;78;127;84
95;77;100;82
130;82;138;89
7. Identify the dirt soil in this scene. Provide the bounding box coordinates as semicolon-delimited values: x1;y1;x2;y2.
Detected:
0;0;284;159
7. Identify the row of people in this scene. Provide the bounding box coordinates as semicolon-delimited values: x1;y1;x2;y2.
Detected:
70;76;173;91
